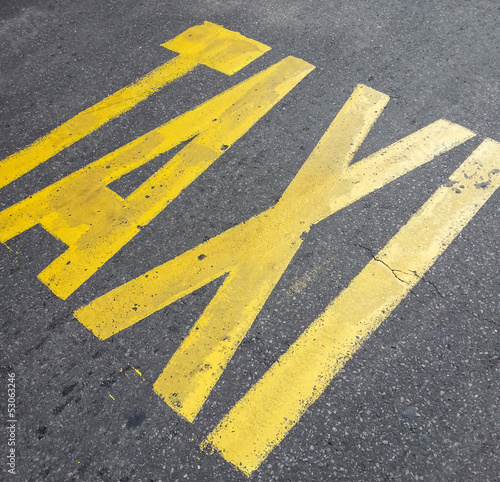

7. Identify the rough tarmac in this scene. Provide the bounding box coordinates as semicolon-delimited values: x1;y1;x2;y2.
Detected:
1;1;499;480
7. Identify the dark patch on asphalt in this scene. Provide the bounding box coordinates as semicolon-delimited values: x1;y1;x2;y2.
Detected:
126;410;147;430
62;382;78;396
37;425;48;439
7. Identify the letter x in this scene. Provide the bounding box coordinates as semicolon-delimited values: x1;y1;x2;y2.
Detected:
75;84;474;422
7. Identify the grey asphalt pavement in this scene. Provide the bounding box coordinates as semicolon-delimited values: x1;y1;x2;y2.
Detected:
1;1;499;480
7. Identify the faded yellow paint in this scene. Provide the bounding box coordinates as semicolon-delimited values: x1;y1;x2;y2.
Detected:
202;139;500;475
286;256;335;297
0;21;270;190
74;85;474;423
0;56;313;299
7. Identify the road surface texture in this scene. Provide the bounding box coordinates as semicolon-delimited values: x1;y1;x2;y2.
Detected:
1;0;499;480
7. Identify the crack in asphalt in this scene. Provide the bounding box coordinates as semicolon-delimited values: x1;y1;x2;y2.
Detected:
353;244;500;330
354;242;445;298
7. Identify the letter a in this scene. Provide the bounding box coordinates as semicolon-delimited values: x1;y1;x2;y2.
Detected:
0;56;314;299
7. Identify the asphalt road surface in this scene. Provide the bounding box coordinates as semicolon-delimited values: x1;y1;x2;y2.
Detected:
1;1;499;481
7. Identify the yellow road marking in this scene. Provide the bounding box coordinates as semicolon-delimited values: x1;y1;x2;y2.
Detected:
0;21;270;190
202;139;500;475
74;85;474;423
0;56;313;299
1;241;13;252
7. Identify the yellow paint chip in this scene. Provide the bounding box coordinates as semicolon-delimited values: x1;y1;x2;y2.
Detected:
1;241;13;252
